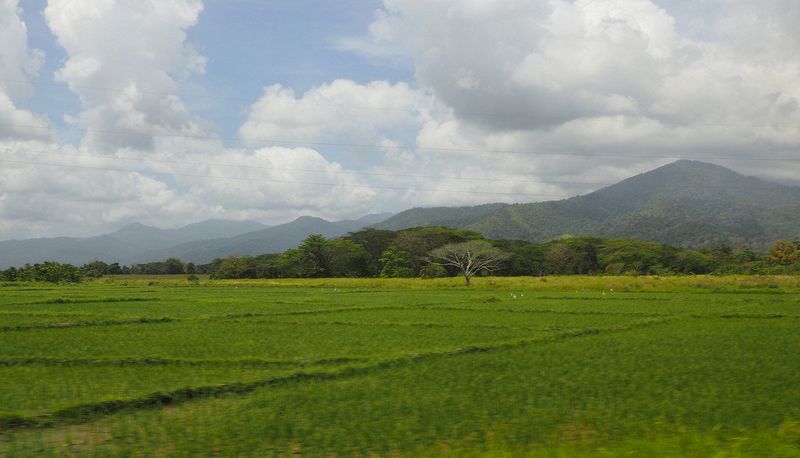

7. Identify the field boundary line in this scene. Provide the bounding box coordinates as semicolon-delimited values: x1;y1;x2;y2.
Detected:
506;295;672;301
0;317;176;333
243;319;571;332
218;306;413;319
217;305;670;321
0;316;676;431
0;297;159;307
0;305;675;334
0;355;364;368
0;312;98;317
692;313;798;320
418;305;669;317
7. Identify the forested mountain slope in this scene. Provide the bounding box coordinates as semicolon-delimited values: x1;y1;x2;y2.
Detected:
374;161;800;248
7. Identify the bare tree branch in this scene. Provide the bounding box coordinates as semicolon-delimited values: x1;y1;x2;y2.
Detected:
428;241;509;285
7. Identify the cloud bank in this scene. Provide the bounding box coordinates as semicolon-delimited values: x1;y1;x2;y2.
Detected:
0;0;798;239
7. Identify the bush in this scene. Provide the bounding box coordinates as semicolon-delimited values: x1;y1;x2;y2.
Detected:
419;264;448;278
1;262;83;283
379;249;416;278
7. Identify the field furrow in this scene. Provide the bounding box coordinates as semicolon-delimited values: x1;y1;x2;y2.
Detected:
1;278;798;456
1;316;669;430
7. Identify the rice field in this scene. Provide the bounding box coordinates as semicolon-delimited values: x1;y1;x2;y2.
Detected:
1;276;799;456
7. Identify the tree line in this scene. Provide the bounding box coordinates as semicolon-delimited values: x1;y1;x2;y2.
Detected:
2;227;800;283
206;228;800;279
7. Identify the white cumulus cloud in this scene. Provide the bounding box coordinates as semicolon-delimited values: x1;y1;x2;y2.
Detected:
239;79;436;148
0;0;52;141
3;0;800;240
0;0;384;239
349;0;800;184
44;0;210;153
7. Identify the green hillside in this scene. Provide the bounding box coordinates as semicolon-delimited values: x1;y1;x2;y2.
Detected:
375;161;800;248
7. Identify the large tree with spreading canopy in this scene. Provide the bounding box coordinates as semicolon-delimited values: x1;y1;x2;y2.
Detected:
428;241;509;285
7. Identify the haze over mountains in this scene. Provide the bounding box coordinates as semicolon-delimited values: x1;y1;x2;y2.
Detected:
375;161;800;249
129;214;392;265
2;160;799;268
0;215;390;268
0;220;266;268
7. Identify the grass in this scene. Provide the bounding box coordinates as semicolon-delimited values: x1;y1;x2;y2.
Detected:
0;275;799;456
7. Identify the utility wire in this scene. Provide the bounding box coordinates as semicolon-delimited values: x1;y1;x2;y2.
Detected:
0;156;573;199
7;122;800;163
7;148;606;187
4;77;800;129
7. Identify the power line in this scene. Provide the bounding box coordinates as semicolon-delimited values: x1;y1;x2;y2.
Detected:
4;77;800;130
0;156;573;199
0;77;429;115
11;148;607;188
8;121;800;163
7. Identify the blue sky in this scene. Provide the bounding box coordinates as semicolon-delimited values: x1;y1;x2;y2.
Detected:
16;0;74;139
0;0;798;238
187;0;412;142
19;0;412;151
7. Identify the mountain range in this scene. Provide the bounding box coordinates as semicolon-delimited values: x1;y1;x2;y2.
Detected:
2;160;799;268
373;160;800;249
0;214;391;268
128;213;392;264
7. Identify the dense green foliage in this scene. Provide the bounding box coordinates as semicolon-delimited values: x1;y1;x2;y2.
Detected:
0;258;191;282
0;262;83;283
0;277;798;456
204;232;800;279
208;227;732;278
4;231;800;282
206;227;484;279
375;161;800;250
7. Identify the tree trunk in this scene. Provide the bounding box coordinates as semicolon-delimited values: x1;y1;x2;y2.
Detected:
464;273;471;285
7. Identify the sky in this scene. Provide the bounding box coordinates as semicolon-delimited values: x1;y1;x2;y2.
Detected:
0;0;798;239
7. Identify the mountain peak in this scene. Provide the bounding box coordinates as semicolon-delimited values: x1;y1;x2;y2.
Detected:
376;160;800;249
587;159;771;207
652;159;745;177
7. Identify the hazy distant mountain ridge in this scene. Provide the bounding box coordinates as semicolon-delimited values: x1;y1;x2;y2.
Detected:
0;219;268;268
3;160;798;268
109;220;269;250
374;161;800;248
0;214;393;268
132;213;394;264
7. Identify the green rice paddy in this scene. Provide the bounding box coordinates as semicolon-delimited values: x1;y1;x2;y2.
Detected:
1;276;799;456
